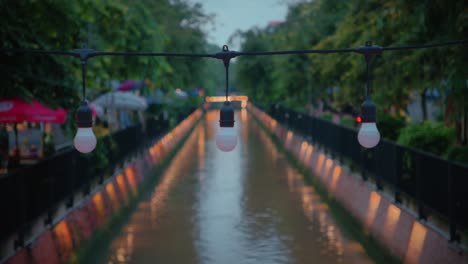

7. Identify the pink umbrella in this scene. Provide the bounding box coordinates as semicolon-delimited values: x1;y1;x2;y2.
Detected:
116;80;145;92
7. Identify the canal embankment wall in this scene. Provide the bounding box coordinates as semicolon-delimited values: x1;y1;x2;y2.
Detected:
2;109;204;264
248;103;467;264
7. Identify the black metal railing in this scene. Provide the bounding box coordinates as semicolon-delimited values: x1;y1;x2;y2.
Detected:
0;112;178;244
263;103;468;242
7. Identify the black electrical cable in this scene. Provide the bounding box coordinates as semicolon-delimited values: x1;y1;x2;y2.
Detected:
81;60;86;100
2;40;466;59
2;49;75;56
381;40;468;51
236;48;356;56
1;39;466;105
366;59;370;97
94;51;216;59
225;63;229;100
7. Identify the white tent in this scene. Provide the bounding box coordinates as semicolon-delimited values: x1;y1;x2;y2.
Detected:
92;92;148;131
92;92;148;111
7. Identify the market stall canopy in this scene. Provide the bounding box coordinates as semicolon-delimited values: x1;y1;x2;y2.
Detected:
92;92;148;111
0;99;67;124
89;103;105;118
116;80;145;92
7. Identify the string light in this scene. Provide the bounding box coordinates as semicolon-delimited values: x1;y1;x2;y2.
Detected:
2;39;466;152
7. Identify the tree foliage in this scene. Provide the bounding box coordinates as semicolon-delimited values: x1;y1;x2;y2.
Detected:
234;0;467;133
0;0;218;109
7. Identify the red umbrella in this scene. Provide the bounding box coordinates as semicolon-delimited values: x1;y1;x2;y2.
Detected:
0;99;67;124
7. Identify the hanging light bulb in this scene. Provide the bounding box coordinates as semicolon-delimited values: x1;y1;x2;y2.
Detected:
357;96;380;148
216;101;238;152
74;101;96;153
358;123;380;148
216;126;238;152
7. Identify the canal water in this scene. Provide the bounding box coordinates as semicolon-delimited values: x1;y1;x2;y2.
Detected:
104;110;373;264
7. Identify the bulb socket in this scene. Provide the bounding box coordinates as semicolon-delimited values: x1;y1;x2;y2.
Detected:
219;101;235;127
76;101;93;128
361;96;376;123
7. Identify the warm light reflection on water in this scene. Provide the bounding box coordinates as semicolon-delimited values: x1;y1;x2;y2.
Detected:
324;159;334;178
106;182;119;211
105;111;373;264
366;191;382;227
383;204;401;244
53;221;73;261
241;109;248;143
317;154;326;174
197;123;205;182
125;167;137;194
286;131;293;147
405;222;427;264
93;192;105;221
330;166;342;192
116;175;129;202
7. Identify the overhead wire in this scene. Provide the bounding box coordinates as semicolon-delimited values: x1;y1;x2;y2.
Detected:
2;39;466;59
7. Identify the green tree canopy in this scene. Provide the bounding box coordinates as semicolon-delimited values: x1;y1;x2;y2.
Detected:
234;0;467;141
1;0;219;109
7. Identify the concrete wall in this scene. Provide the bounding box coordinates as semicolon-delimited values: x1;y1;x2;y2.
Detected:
3;109;203;264
248;103;467;264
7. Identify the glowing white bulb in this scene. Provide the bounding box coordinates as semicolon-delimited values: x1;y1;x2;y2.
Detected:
74;127;97;153
358;122;380;148
216;127;238;152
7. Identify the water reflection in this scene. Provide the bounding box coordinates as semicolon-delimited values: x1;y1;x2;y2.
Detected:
195;111;247;263
105;110;373;264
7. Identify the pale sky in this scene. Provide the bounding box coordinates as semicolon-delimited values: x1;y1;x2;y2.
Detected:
194;0;288;49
